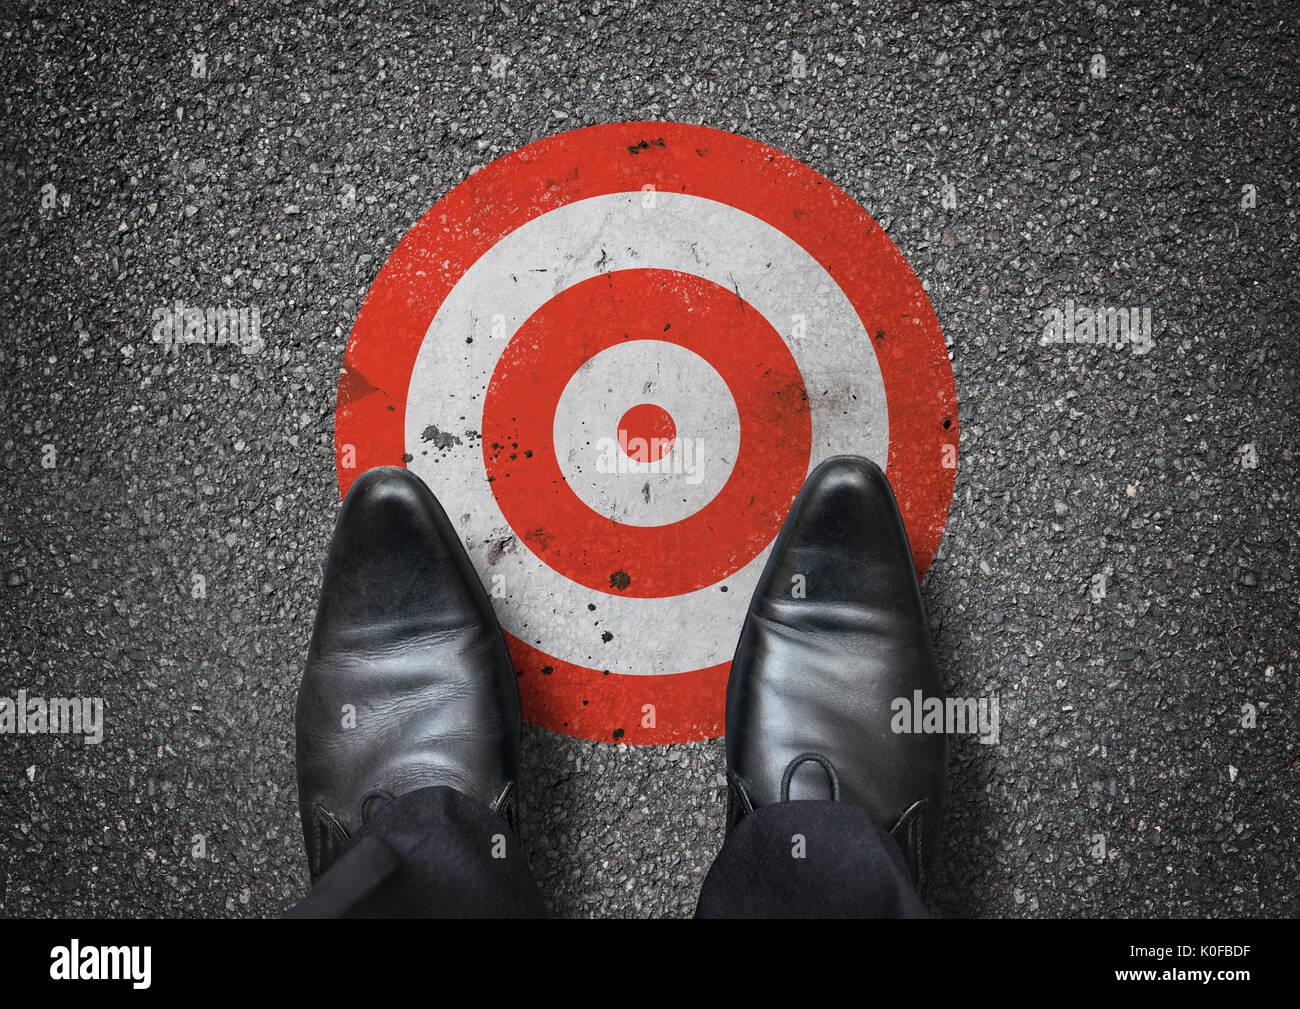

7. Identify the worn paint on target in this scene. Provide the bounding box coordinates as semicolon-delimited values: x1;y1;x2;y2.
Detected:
335;121;957;745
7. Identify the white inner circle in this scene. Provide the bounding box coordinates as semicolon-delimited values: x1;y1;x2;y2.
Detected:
405;191;888;676
553;340;740;527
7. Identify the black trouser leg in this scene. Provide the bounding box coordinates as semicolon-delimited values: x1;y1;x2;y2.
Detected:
287;785;545;918
695;800;928;918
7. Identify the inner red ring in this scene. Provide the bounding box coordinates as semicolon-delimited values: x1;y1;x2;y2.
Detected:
481;268;812;599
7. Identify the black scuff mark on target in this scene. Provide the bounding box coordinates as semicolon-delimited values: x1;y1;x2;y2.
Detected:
526;526;555;552
421;424;463;450
486;536;517;565
609;569;631;592
626;138;666;155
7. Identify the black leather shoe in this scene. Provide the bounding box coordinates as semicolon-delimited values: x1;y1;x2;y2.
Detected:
295;466;521;881
725;455;946;889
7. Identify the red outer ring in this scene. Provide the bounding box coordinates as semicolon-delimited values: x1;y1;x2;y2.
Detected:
481;268;811;599
334;121;957;744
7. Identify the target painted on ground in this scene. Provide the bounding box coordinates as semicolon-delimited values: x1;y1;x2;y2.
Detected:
334;121;957;745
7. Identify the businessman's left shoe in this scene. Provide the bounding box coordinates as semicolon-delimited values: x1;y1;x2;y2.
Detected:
294;467;522;882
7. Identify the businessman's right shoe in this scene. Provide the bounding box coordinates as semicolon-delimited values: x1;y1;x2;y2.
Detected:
724;456;946;888
294;466;522;882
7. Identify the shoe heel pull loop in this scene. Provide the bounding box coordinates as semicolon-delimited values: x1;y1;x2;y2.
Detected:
779;752;841;802
356;788;395;825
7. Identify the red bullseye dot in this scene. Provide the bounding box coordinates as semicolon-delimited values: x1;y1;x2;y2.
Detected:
617;403;676;463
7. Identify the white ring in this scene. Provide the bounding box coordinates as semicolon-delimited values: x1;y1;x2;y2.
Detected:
552;340;740;527
404;192;888;675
